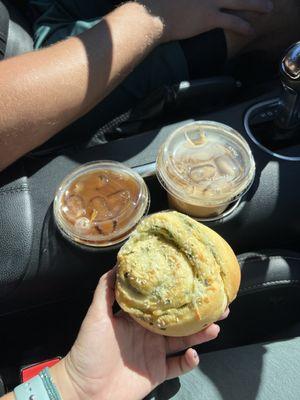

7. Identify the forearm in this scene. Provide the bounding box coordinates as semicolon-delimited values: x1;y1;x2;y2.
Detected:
0;2;163;172
1;394;13;400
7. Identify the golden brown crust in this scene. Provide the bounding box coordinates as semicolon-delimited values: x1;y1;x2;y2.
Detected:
194;223;241;304
115;211;240;337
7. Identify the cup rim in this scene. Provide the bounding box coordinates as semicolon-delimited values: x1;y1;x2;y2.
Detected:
53;161;150;247
156;121;256;207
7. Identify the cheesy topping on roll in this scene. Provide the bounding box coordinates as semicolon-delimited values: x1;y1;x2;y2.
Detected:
116;211;240;337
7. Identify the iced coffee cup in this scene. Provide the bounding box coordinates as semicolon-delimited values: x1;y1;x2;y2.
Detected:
156;121;256;219
54;161;150;247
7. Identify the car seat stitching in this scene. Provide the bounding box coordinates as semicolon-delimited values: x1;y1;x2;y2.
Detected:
0;188;29;196
240;279;300;293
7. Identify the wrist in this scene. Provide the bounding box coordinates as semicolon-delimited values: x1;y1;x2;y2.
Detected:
50;358;82;400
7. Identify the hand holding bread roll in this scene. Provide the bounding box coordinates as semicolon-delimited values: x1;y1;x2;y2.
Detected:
116;211;240;337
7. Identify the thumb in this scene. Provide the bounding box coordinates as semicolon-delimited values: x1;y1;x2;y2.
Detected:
90;267;117;319
166;348;199;380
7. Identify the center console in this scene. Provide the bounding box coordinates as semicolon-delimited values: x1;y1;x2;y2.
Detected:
2;67;300;388
1;43;300;321
0;88;299;316
245;41;300;160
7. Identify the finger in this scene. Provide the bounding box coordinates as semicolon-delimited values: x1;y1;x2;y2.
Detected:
91;267;117;317
217;13;256;36
218;308;230;321
220;0;273;14
166;324;220;355
166;348;199;380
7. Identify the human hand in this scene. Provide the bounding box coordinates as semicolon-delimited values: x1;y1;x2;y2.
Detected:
139;0;273;43
225;0;300;59
51;269;229;400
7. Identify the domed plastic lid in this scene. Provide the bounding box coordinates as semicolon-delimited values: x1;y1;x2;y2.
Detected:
157;121;255;207
54;161;150;247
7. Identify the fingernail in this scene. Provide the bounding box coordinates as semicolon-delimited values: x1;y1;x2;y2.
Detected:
192;349;199;362
215;324;220;335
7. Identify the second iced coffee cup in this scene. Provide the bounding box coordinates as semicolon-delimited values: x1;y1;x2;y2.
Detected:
156;121;256;219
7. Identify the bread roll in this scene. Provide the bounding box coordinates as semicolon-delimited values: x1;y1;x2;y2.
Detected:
115;211;240;337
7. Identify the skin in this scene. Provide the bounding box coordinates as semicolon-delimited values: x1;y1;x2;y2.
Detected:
2;269;230;400
225;0;300;59
0;0;273;172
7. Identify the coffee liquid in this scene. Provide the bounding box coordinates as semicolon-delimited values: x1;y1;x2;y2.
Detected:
60;170;140;238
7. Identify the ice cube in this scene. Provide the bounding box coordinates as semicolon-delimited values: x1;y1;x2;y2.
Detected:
97;174;109;188
74;217;91;233
189;164;216;183
65;195;84;218
95;219;117;236
106;190;131;217
215;155;239;177
89;196;112;220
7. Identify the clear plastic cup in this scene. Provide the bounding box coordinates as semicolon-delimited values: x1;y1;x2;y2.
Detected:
156;121;256;219
54;161;150;247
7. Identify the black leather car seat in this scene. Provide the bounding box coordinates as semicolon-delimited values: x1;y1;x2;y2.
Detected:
150;250;300;399
1;0;33;58
198;249;300;355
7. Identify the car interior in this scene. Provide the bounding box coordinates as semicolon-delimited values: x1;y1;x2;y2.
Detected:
1;0;300;397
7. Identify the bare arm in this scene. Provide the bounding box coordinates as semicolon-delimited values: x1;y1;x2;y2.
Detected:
0;2;163;171
1;395;13;400
0;0;272;171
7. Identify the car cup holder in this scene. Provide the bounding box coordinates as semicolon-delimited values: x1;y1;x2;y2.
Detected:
195;198;242;222
244;98;300;161
49;121;255;254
